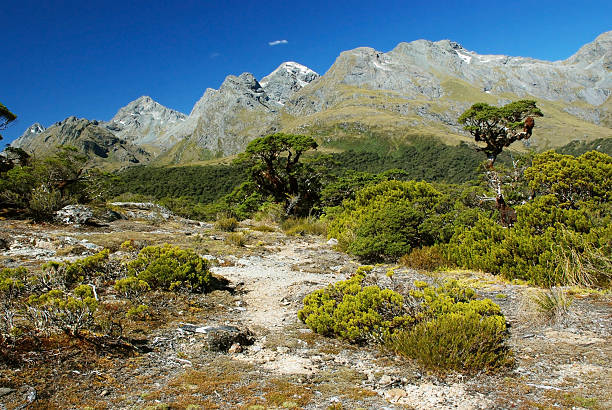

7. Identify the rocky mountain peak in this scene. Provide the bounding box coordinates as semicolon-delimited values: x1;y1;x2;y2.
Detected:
260;62;319;105
10;122;46;150
106;96;187;146
25;122;45;135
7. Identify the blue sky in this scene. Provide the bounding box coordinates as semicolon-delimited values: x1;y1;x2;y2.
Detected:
2;0;611;145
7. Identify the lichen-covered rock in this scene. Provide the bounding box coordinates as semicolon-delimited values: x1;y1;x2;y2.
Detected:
55;205;94;225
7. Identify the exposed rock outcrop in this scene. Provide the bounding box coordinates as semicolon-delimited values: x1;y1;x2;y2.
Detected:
105;96;187;147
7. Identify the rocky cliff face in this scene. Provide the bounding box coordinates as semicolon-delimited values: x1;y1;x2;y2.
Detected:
11;123;45;150
12;117;151;167
260;62;320;105
105;96;187;147
158;67;319;161
288;32;612;119
283;31;612;149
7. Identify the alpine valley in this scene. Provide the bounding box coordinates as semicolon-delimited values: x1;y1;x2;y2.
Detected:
11;31;612;168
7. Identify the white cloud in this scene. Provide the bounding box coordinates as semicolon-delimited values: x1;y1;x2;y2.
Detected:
209;52;220;59
268;39;288;46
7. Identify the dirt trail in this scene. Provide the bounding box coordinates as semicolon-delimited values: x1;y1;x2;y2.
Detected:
212;239;353;330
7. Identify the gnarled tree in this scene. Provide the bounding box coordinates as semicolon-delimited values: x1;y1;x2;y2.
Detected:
0;103;17;141
458;100;543;166
238;133;319;216
459;100;543;226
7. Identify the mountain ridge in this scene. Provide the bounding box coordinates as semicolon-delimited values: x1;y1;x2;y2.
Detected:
11;31;612;166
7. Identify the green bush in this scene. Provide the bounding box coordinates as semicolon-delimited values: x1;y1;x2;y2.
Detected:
299;271;511;372
215;216;239;232
127;244;213;292
443;197;611;287
297;267;413;344
27;285;98;336
326;180;445;260
42;249;112;288
390;311;512;373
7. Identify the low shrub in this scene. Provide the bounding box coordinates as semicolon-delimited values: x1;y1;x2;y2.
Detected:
298;269;511;372
41;249;113;288
298;267;413;344
215;216;239;232
281;217;327;236
0;267;28;340
28;186;67;220
226;232;247;247
27;285;98;336
530;288;574;324
399;246;451;271
250;224;276;232
127;244;213;292
391;311;512;372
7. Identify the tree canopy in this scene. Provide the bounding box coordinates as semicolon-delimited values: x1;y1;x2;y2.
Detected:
458;100;543;164
238;133;318;216
0;102;17;141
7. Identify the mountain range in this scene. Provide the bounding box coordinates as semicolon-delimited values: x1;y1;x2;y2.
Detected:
11;31;612;167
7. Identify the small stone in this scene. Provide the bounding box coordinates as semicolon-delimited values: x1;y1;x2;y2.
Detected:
327;238;339;246
100;390;109;397
385;388;407;402
277;346;289;354
379;375;393;385
228;343;243;353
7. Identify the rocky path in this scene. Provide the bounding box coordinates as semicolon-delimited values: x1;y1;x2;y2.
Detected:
212;239;354;331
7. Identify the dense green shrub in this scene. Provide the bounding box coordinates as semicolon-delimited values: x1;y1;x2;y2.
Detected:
326;180;449;260
299;270;511;372
444;196;611;287
391;311;512;372
298;267;413;344
42;249;113;288
127;244;213;292
525;150;611;206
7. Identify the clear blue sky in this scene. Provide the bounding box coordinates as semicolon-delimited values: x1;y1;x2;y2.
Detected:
2;0;611;145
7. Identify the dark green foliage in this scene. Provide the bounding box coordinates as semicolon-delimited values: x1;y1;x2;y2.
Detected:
112;163;248;205
238;133;319;216
458;100;543;163
127;244;213;292
326;180;463;261
556;138;612;157
319;137;506;184
298;270;512;372
0;146;113;219
0;102;17;141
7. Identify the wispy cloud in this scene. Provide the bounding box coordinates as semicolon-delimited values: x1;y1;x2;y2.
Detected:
209;52;220;59
268;39;288;46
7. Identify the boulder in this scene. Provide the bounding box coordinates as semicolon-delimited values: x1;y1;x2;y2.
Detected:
180;323;255;352
55;205;94;225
